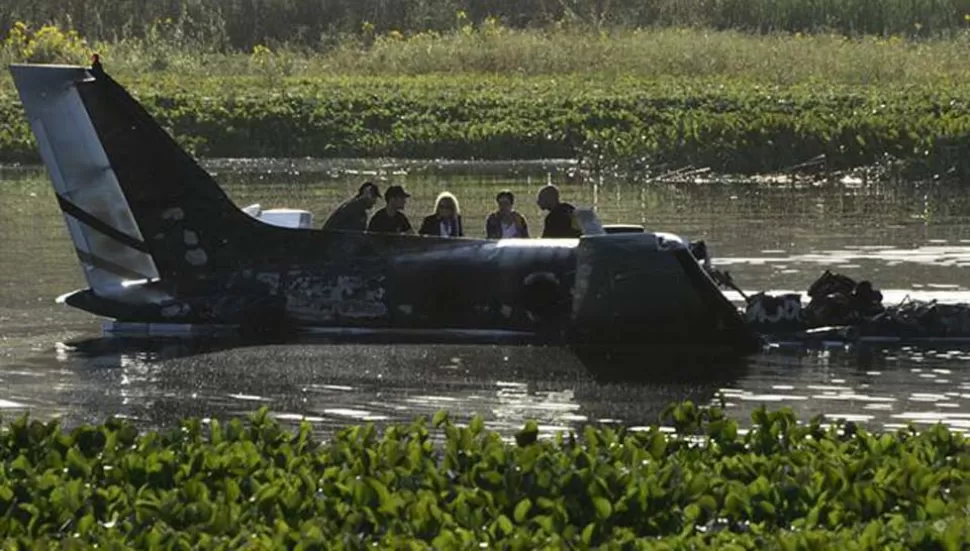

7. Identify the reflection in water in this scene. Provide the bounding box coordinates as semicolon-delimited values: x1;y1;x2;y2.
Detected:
3;161;970;437
6;336;739;439
5;332;968;438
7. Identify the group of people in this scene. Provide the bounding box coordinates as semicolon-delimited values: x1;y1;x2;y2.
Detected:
321;182;583;239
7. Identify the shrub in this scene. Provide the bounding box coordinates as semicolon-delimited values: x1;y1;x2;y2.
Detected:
0;22;90;65
0;403;969;548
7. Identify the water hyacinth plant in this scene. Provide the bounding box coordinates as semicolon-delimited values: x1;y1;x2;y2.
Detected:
0;402;968;548
2;73;970;177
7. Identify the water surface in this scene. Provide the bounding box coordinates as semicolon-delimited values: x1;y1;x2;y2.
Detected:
2;160;970;437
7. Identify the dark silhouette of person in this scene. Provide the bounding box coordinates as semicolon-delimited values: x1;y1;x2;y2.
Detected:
367;185;414;234
537;184;581;238
321;181;382;232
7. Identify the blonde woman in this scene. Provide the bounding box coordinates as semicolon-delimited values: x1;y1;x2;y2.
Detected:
419;191;464;237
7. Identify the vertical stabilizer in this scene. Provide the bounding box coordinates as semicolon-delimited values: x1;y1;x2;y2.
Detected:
9;64;160;301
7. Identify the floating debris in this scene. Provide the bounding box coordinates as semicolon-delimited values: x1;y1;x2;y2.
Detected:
716;268;970;343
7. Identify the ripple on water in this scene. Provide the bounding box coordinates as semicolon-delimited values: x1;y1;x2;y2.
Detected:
228;393;271;402
909;393;950;402
321;408;390;422
823;413;875;423
274;413;327;423
810;393;896;403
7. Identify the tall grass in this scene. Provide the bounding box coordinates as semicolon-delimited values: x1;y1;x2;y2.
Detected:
314;27;970;85
3;24;969;87
2;23;969;176
2;0;970;51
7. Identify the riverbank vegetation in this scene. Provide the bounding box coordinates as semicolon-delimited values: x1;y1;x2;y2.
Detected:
1;14;970;176
4;0;970;50
1;402;968;548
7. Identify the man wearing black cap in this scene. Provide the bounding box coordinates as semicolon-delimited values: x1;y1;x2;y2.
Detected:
322;181;382;232
367;184;414;235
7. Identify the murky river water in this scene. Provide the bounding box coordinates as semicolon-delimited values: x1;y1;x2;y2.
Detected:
3;159;970;438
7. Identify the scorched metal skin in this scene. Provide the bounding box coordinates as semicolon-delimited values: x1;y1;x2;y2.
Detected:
8;62;761;356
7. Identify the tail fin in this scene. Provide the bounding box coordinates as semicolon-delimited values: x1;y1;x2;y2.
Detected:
9;63;259;296
10;64;161;301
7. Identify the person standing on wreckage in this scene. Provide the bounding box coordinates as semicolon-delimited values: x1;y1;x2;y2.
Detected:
321;181;383;231
536;184;582;238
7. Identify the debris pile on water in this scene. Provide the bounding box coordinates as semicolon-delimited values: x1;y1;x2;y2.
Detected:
737;269;970;342
860;299;970;339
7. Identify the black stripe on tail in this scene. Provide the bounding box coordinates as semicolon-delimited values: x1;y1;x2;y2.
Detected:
56;193;149;253
73;247;154;280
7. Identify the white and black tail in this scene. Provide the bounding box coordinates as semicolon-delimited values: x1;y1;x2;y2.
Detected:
10;63;163;300
9;62;266;306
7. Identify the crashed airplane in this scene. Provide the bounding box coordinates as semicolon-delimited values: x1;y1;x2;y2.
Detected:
8;61;761;357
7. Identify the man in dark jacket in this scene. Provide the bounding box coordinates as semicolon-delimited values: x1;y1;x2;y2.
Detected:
367;185;414;234
321;181;382;232
537;184;581;238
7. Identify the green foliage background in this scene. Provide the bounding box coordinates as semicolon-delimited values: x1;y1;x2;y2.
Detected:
1;7;970;176
2;75;969;176
1;402;968;548
3;0;970;50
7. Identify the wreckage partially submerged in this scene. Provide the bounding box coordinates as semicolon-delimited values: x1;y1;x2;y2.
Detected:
9;61;760;356
745;270;970;343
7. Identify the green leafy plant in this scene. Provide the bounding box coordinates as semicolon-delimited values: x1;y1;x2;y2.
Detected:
2;73;969;177
0;401;968;548
0;22;90;64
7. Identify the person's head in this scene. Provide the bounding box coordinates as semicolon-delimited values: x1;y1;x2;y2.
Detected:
434;191;460;219
536;184;560;211
384;185;411;211
357;181;382;208
496;190;515;214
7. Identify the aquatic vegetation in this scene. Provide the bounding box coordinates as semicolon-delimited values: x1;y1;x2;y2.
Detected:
4;23;970;83
0;402;968;548
1;74;969;177
2;22;969;176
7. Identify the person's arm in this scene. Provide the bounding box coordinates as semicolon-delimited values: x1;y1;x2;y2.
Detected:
321;203;345;230
418;216;433;236
367;212;382;233
485;214;499;239
519;213;530;238
568;207;582;237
